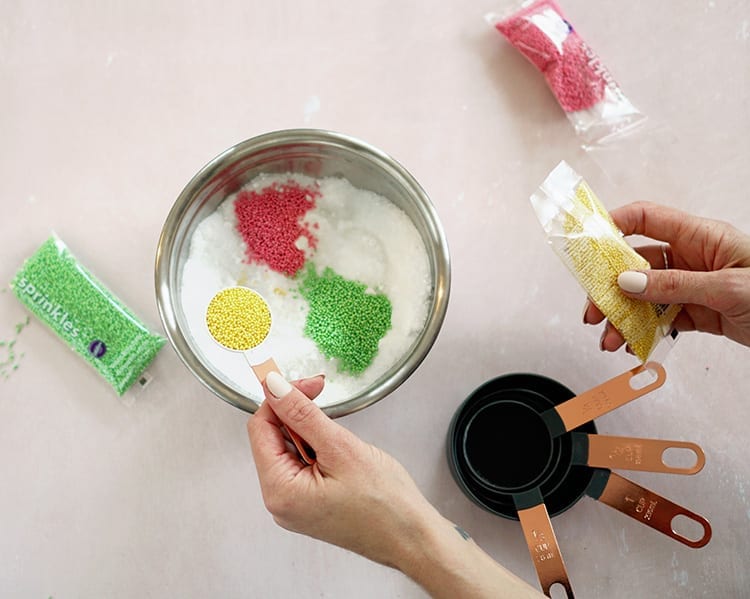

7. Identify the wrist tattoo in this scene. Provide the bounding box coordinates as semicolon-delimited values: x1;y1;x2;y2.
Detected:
454;525;471;541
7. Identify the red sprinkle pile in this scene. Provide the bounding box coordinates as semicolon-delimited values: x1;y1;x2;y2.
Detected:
234;180;320;276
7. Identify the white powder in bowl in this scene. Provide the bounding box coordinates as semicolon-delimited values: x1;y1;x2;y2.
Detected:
179;173;432;407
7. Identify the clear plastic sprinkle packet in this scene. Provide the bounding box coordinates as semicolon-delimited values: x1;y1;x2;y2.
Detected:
11;235;165;396
530;161;681;362
486;0;647;147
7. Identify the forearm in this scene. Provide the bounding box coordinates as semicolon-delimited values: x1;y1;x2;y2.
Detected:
396;507;543;599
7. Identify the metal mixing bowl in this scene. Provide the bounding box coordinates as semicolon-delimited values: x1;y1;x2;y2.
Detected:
155;129;450;417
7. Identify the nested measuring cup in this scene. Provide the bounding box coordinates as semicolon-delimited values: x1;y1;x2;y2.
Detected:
447;363;712;598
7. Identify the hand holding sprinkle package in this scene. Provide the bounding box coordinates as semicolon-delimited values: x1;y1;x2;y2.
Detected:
530;161;681;362
11;235;165;396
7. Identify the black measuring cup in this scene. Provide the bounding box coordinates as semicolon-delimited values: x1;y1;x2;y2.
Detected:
447;362;712;598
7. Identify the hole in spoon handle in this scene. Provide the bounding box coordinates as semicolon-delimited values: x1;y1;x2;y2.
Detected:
516;501;575;598
585;435;705;475
252;358;317;466
555;362;666;433
593;471;712;548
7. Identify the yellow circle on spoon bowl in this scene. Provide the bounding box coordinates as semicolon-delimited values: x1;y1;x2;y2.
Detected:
205;286;272;351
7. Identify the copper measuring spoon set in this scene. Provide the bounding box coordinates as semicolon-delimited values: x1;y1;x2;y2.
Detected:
447;362;711;598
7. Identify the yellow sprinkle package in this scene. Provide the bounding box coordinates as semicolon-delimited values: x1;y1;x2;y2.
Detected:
530;161;680;362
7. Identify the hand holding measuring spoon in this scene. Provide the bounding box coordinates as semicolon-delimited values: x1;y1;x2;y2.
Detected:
206;286;316;464
248;370;546;599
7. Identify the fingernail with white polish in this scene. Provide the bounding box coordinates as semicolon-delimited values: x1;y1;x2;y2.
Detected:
266;371;293;399
618;271;648;294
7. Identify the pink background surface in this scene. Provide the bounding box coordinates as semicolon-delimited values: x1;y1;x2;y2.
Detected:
1;1;748;597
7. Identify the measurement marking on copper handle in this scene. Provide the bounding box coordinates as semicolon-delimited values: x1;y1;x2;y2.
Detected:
517;504;575;598
586;436;705;475
597;471;712;548
555;362;666;433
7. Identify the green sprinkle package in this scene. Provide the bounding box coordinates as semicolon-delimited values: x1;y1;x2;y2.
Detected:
11;235;165;395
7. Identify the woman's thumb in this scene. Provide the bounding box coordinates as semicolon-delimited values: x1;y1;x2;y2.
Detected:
618;269;719;309
265;371;342;450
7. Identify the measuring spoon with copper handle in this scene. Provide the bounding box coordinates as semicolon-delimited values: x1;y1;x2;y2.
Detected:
205;287;316;466
514;489;574;598
585;469;712;548
540;362;666;438
570;434;705;475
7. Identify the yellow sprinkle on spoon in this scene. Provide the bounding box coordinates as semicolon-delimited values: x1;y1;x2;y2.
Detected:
206;286;272;351
205;286;315;465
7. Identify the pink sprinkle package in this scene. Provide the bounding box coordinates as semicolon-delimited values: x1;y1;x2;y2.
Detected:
487;0;646;146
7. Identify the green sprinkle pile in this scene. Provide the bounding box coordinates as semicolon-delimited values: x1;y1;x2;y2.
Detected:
297;264;392;375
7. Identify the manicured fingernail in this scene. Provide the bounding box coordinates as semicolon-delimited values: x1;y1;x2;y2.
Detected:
618;271;648;294
308;372;326;381
266;371;293;399
582;300;591;324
